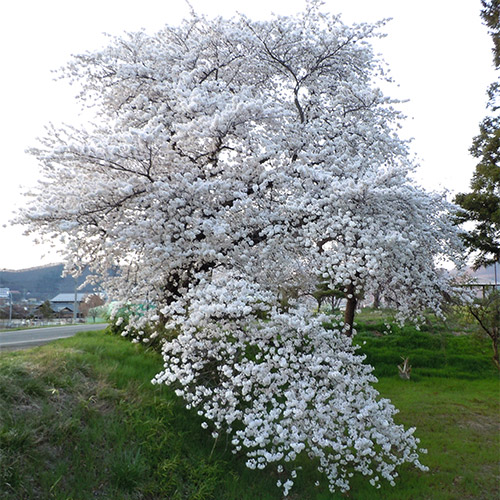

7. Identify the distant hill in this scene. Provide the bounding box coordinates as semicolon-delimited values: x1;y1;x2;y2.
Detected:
0;264;98;302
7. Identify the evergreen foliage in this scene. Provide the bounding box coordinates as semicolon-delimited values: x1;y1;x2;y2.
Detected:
455;0;500;269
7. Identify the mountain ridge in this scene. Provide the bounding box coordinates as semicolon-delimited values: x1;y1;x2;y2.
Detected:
0;263;97;302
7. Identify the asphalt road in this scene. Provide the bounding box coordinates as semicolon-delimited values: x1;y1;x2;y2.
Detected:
0;323;107;351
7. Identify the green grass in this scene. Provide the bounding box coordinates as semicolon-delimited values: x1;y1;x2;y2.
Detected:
0;328;498;499
350;310;499;380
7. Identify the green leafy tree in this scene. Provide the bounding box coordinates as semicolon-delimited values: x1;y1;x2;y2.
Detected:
455;0;500;270
39;300;54;320
482;0;500;67
454;2;500;372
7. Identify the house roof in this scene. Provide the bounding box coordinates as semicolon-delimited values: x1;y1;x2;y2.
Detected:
50;293;87;303
52;304;75;313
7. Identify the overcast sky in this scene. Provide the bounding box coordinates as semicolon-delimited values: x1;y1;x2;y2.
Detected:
0;0;496;270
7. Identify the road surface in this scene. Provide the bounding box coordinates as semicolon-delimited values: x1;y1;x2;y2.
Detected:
0;323;107;351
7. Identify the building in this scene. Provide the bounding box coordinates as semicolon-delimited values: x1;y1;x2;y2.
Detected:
49;293;88;319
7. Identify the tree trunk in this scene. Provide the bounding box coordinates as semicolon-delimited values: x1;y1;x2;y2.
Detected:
316;296;323;312
158;310;168;329
492;331;500;370
344;284;357;337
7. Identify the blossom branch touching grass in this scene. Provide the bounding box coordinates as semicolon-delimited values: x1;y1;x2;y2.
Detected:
152;277;428;495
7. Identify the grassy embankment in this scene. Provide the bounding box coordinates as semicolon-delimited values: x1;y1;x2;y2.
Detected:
0;313;498;499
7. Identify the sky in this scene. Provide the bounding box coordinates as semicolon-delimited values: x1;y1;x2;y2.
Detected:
0;0;496;270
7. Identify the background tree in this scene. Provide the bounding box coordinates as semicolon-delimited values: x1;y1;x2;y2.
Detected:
454;1;500;371
468;288;500;369
11;304;29;320
455;0;500;271
79;294;105;322
38;300;54;321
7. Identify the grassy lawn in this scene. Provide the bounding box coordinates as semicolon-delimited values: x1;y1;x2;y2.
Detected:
0;327;498;499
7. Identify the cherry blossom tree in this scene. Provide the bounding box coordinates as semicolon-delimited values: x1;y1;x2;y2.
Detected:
21;1;465;494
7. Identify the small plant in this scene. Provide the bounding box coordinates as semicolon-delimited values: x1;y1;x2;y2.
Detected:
398;357;412;380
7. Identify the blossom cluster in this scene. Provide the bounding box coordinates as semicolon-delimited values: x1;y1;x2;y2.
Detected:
152;280;428;495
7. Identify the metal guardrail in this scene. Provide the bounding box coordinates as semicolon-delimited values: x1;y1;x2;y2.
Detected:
0;319;85;330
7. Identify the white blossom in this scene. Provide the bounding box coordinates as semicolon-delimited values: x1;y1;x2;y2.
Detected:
152;295;428;495
19;1;465;495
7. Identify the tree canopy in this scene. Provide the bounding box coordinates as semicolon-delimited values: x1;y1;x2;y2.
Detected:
23;3;463;329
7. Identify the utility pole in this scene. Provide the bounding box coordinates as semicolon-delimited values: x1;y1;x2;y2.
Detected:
73;279;78;323
495;257;498;289
8;290;12;327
